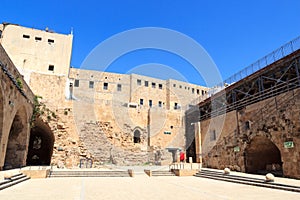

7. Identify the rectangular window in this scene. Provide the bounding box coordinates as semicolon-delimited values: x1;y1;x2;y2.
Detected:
158;101;162;107
117;84;122;91
174;102;178;110
48;39;54;43
152;82;156;88
145;81;148;87
74;79;79;87
210;130;216;141
48;65;54;71
197;89;200;95
137;79;142;85
140;99;144;105
103;82;108;90
192;88;195;93
89;81;94;89
23;34;30;39
179;85;182;89
202;90;204;95
35;36;42;41
158;84;163;89
149;100;152;107
173;84;176;87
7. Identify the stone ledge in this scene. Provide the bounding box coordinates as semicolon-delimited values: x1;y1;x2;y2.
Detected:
21;169;50;179
173;169;198;176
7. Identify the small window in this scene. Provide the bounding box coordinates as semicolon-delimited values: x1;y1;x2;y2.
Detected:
117;84;122;91
179;85;182;89
137;79;142;85
89;81;94;89
245;121;250;130
35;37;42;41
210;130;216;141
185;86;187;90
192;88;195;94
174;102;178;110
152;82;156;88
48;39;54;43
74;79;79;87
48;65;54;71
140;99;144;105
23;34;30;39
158;101;162;107
197;89;200;95
149;100;152;107
202;90;205;95
0;30;2;38
173;84;176;87
103;82;108;90
158;84;163;89
145;81;149;87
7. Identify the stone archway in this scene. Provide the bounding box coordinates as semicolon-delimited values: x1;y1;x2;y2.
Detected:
4;107;28;169
26;119;54;166
245;135;283;176
133;129;141;143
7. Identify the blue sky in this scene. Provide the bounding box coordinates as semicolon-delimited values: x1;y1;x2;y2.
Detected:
1;0;299;86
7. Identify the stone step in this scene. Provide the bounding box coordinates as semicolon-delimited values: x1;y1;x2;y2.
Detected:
0;173;30;190
194;169;300;193
151;171;175;176
48;170;131;178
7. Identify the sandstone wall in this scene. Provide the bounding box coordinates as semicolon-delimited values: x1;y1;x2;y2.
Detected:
199;88;300;179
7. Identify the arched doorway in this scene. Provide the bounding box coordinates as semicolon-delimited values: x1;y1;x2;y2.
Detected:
26;119;54;166
245;135;283;176
4;108;28;169
133;129;141;143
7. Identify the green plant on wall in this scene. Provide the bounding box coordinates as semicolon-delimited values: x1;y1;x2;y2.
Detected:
31;95;57;127
16;77;23;89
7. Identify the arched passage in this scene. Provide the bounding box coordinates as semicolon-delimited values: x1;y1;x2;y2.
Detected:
245;135;283;176
133;129;141;143
26;119;54;166
4;108;28;169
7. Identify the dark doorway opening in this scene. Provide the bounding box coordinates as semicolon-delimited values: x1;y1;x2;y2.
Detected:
26;119;54;166
186;138;196;163
133;130;141;143
245;136;283;176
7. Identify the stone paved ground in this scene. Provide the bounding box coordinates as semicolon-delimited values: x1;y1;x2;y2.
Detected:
1;173;300;200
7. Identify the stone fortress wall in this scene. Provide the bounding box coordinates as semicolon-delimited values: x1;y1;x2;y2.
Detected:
68;68;208;165
0;23;208;166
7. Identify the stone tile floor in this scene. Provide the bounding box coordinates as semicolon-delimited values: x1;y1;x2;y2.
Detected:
1;173;300;200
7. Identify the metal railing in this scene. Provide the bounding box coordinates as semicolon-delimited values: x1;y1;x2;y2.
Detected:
215;35;300;89
190;35;300;106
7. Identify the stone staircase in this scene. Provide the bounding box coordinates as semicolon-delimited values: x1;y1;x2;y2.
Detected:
195;169;300;193
151;170;175;176
0;173;30;190
48;170;131;178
